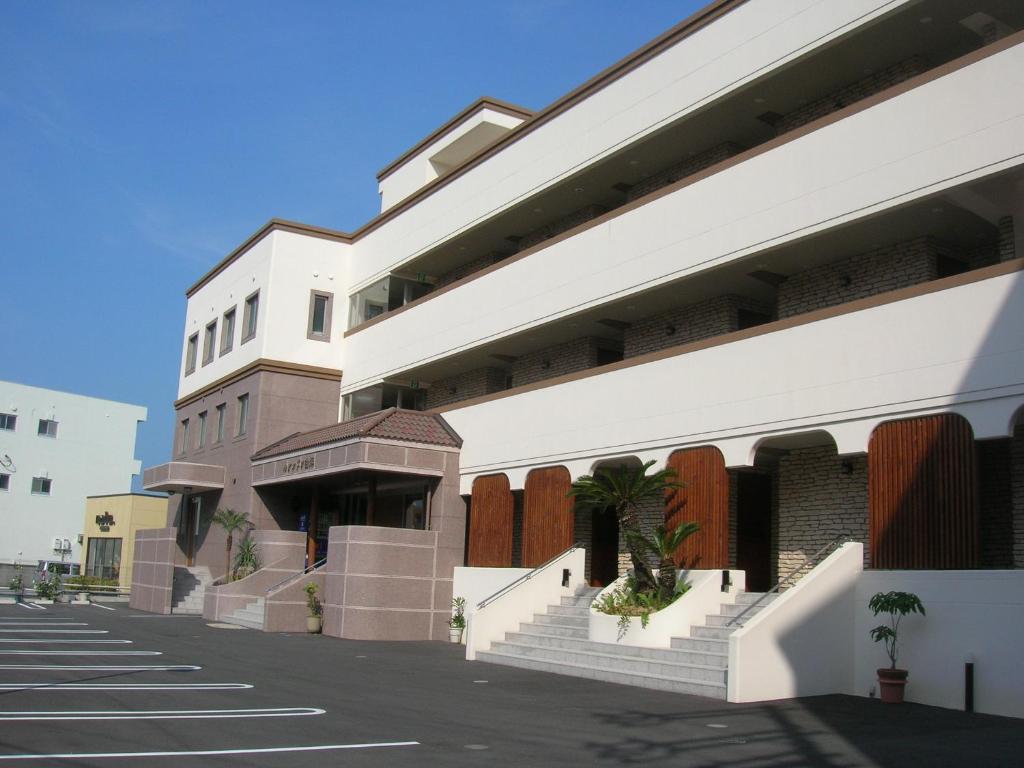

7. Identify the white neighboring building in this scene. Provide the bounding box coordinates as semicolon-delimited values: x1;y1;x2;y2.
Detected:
0;381;146;567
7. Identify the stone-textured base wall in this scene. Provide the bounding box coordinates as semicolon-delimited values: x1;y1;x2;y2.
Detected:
323;526;455;641
776;446;868;584
1012;423;1024;567
626;142;742;202
510;337;601;389
265;569;325;633
624;294;772;359
129;527;176;614
426;366;507;410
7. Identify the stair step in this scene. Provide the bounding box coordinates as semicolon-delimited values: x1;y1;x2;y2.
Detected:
734;591;776;605
719;602;767;618
546;604;591;618
503;631;727;667
220;615;261;630
691;625;740;640
560;594;598;608
671;636;729;654
516;622;587;639
476;651;726;700
705;613;752;628
532;613;588;628
489;640;727;683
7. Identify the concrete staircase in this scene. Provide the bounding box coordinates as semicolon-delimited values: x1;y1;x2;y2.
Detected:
222;597;265;630
476;586;777;699
171;566;212;614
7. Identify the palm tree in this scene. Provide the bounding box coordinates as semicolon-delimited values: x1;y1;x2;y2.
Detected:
568;460;683;594
211;508;250;582
632;522;700;596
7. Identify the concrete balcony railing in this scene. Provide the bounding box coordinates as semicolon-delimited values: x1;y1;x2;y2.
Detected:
142;462;226;494
341;40;1024;394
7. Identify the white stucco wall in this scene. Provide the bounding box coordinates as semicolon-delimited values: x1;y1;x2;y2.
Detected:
855;570;1024;719
342;43;1024;392
0;381;145;565
178;230;349;401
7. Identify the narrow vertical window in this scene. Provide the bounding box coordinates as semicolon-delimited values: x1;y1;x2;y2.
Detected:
197;411;207;448
215;403;226;443
179;418;190;455
307;290;333;341
185;334;198;375
236;394;249;437
242;291;259;343
202;321;217;365
220;308;236;355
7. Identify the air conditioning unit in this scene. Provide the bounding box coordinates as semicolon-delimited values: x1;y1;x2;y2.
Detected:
53;537;62;551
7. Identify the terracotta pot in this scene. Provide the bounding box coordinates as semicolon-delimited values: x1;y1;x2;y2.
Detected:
877;668;909;703
307;616;322;634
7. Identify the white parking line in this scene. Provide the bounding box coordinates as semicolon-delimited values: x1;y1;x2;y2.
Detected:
0;651;160;656
0;664;200;671
0;630;107;634
0;707;324;721
0;640;132;644
90;603;115;611
0;741;419;760
14;604;44;611
0;623;88;627
0;683;252;691
0;618;69;622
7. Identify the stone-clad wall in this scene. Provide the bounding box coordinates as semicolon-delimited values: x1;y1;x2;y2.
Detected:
1013;423;1024;568
776;446;868;584
517;204;608;252
775;56;927;135
128;527;176;615
777;236;937;319
426;366;508;409
510;337;601;389
626;142;742;202
624;294;772;359
434;252;506;290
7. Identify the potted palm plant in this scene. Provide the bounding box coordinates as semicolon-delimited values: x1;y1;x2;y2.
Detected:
869;590;925;703
448;597;466;643
304;582;322;634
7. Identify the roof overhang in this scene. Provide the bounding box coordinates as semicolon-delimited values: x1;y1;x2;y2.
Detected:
142;462;226;494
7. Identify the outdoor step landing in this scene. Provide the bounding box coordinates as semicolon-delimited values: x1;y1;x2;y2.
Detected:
516;622;588;640
531;613;588;628
670;636;730;654
502;631;728;668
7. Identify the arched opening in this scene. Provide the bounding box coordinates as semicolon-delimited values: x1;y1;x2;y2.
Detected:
665;447;728;569
582;457;644;587
522;466;574;566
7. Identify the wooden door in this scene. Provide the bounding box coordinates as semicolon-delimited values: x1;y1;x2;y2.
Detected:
869;414;977;568
468;474;514;567
522;467;574;567
665;447;729;569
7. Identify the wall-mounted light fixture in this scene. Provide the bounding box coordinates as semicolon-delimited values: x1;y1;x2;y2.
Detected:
665;324;677;336
541;359;551;370
841;459;854;475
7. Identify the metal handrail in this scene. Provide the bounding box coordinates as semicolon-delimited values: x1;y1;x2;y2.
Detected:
476;542;583;611
726;534;849;628
265;558;326;595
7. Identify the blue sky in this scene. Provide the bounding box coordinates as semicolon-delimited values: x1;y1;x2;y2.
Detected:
1;1;703;483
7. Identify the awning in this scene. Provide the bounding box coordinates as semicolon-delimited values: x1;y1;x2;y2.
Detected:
142;462;225;494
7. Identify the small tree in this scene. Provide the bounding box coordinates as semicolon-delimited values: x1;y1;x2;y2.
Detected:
869;591;925;670
211;508;250;582
632;521;700;597
568;460;683;594
304;582;322;618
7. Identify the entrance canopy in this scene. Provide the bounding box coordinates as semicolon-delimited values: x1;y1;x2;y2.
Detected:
250;408;461;487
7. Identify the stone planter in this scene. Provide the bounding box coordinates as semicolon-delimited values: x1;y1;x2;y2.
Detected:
448;627;464;644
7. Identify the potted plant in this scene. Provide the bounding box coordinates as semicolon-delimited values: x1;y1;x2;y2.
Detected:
33;571;61;604
233;536;261;580
448;596;466;643
304;582;322;634
8;570;24;604
869;590;926;703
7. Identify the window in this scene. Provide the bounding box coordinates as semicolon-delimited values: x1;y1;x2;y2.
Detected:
365;303;384;321
0;413;15;431
215;403;226;443
185;333;198;375
197;411;207;448
307;290;333;341
37;419;58;438
179;418;190;455
86;538;122;580
220;307;236;355
242;291;259;343
236;394;249;437
202;320;217;365
0;474;9;491
31;477;52;495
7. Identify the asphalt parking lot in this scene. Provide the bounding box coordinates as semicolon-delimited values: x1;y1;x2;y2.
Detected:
0;603;1021;767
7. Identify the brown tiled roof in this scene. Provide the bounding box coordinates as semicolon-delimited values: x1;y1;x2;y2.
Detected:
251;408;462;460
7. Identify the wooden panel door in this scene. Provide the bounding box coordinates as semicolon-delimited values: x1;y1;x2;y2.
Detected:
522;466;574;567
468;474;514;567
869;414;978;569
665;447;729;569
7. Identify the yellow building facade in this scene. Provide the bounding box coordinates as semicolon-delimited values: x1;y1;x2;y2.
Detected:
82;494;168;589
